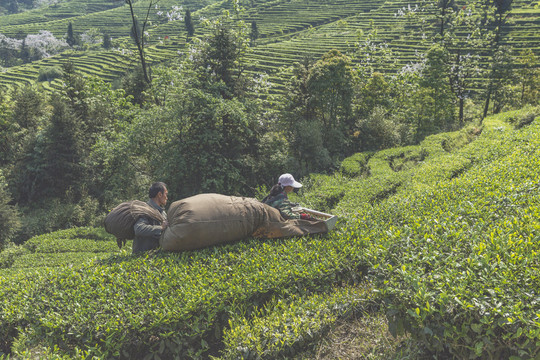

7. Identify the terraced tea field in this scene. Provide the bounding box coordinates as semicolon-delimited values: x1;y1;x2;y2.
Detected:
1;107;539;358
0;0;219;38
1;0;538;94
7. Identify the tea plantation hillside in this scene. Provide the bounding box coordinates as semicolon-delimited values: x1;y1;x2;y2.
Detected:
1;106;539;359
0;0;220;38
0;0;539;94
0;0;123;28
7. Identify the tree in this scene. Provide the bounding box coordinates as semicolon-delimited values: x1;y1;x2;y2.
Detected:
41;95;85;200
436;0;457;39
281;57;329;173
195;17;251;99
0;170;20;250
125;0;158;84
448;50;480;122
7;0;19;14
11;84;44;130
66;21;76;47
25;30;69;60
20;38;30;63
185;9;194;39
61;61;88;122
80;28;103;48
490;46;516;114
481;0;514;120
11;94;83;204
250;21;259;46
417;44;456;133
307;49;355;158
516;49;540;105
0;90;15;167
356;72;392;119
280;51;356;173
121;65;150;105
102;33;112;49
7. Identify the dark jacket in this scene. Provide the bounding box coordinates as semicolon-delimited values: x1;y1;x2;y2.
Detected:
262;191;300;219
132;199;166;253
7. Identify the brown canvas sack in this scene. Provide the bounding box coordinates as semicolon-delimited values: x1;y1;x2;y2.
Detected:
104;200;164;248
160;193;328;252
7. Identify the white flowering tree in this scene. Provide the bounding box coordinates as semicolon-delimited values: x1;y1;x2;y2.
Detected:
80;28;103;49
0;31;68;64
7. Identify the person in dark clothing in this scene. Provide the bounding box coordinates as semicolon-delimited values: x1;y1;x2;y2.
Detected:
262;173;314;220
132;182;168;253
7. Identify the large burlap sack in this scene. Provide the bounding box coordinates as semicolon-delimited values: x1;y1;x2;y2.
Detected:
160;193;328;252
251;205;328;239
104;200;164;248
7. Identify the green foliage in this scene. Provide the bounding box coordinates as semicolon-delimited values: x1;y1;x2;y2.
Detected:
16;196;102;242
371;121;540;358
39;95;84;199
0;0;539;357
250;21;258;46
1;226;115;270
1;111;539;359
0;91;16;167
355;106;403;151
281;50;357;173
339;152;371;178
37;66;63;82
185;9;195;38
102;32;112;49
66;22;77;47
10;84;45;130
196;13;251;99
0;243;29;270
221;285;373;359
0;170;20;250
501;105;540;129
307;49;355;158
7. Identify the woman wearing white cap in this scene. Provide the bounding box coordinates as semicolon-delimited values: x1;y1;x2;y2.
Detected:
262;173;314;220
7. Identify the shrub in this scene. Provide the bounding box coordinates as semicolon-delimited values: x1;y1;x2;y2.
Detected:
16;196;101;243
37;66;63;82
340;152;372;178
221;284;374;359
505;105;540;129
355;107;402;151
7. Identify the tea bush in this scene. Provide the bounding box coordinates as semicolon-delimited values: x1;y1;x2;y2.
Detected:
0;234;369;358
360;117;540;358
0;227;116;271
339;152;371;178
37;66;63;82
221;284;375;359
1;112;539;358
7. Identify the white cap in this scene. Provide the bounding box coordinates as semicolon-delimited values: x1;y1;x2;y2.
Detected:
278;173;302;188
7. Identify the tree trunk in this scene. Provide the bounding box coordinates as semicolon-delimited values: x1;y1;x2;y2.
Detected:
459;97;464;122
482;86;491;122
126;0;151;84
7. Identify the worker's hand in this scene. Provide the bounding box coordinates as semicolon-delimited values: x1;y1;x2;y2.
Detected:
161;220;169;230
300;213;314;220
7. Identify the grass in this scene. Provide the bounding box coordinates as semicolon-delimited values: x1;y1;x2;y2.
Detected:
295;311;410;360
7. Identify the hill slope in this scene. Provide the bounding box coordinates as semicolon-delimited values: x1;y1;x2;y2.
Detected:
0;0;539;93
1;106;539;358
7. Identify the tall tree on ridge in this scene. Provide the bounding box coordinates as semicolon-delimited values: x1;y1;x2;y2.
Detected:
250;21;258;46
437;0;456;39
185;9;194;40
66;22;76;47
481;0;513;120
125;0;158;84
